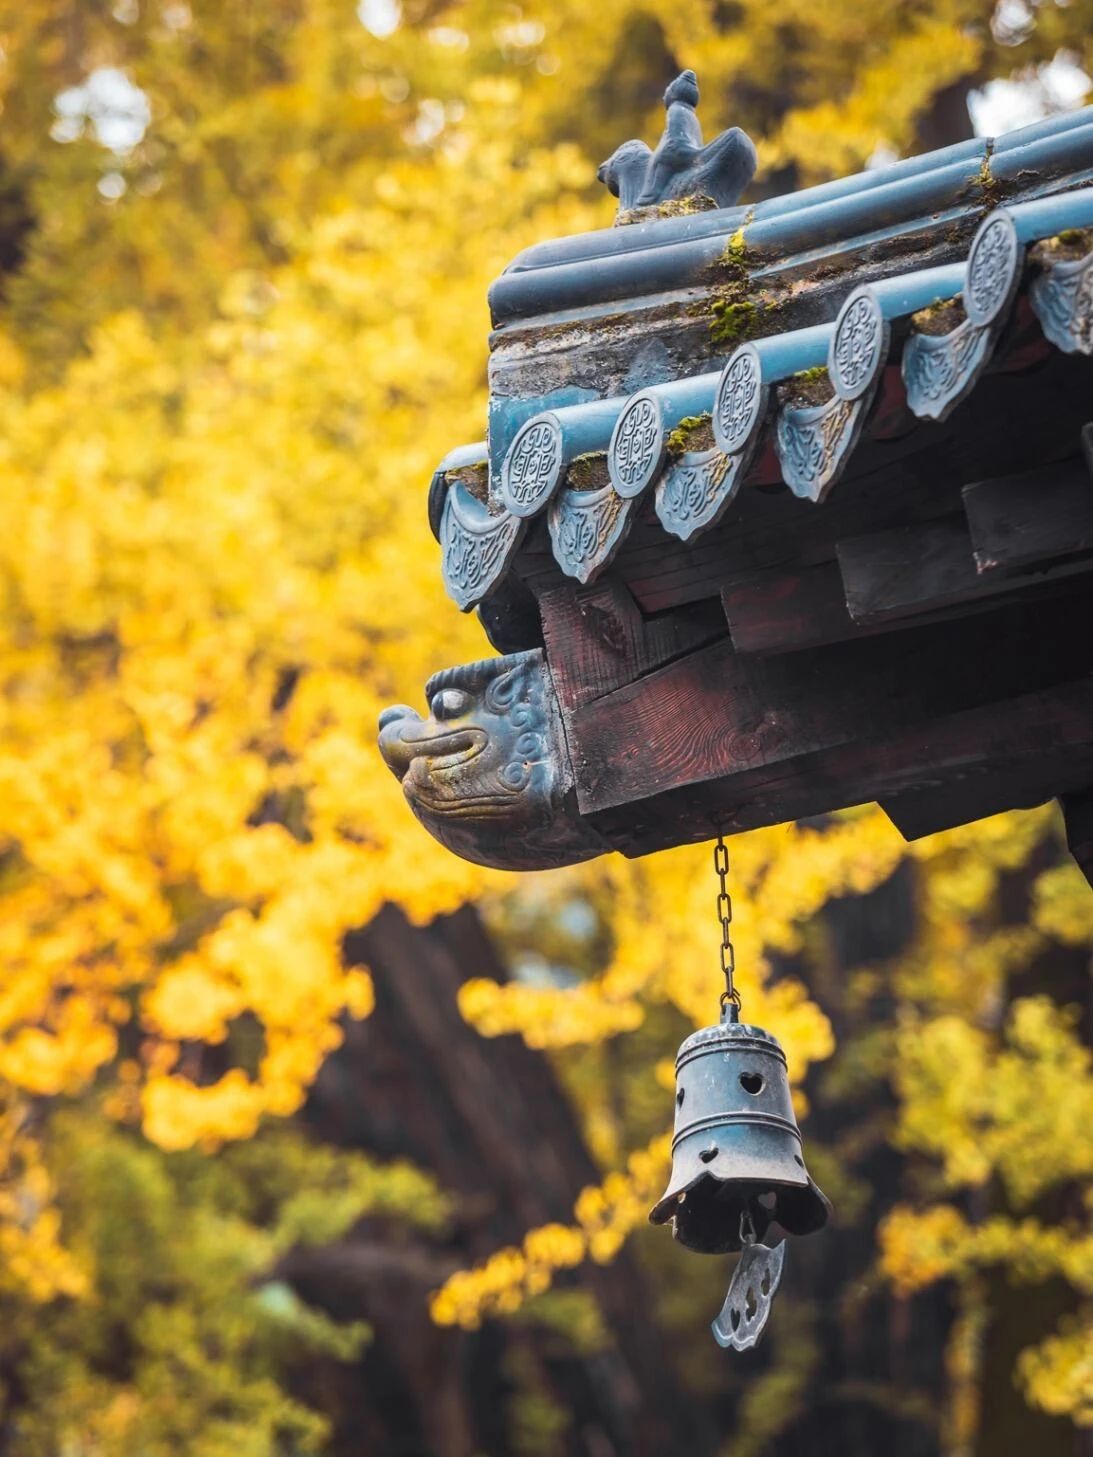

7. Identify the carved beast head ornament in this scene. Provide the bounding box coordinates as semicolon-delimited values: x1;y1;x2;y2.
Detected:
378;649;606;871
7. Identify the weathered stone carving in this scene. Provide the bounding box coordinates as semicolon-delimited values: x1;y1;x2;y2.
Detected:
378;650;607;870
597;70;757;218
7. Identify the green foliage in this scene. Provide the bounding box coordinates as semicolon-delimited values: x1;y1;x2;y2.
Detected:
512;1289;610;1356
0;0;1090;1449
0;1112;447;1455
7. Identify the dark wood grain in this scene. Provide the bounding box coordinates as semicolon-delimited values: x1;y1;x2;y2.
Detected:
539;580;725;712
838;515;982;622
568;592;1093;818
962;456;1093;574
587;677;1093;857
721;560;878;655
838;514;1093;624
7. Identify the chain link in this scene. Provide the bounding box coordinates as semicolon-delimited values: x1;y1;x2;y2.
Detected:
714;836;740;1011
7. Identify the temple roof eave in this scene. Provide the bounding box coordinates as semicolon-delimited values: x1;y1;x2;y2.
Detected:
432;185;1093;613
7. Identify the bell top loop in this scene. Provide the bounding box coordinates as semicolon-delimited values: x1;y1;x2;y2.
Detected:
719;995;741;1023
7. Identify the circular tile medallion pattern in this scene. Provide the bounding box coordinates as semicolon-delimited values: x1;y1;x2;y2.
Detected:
609;392;665;498
501;415;564;516
831;289;885;400
714;345;764;455
965;211;1020;328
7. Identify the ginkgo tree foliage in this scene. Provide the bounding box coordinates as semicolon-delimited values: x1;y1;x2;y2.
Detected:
0;0;1090;1447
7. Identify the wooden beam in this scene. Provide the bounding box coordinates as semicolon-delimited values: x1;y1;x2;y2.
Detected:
838;515;983;623
539;581;724;712
962;455;1093;575
837;514;1093;625
515;353;1093;619
520;449;969;614
568;592;1093;818
620;457;963;614
723;558;1093;657
720;561;879;656
1060;788;1093;890
880;763;1086;841
589;677;1093;857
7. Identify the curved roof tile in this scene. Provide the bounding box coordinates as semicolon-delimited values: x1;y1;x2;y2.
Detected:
431;172;1093;612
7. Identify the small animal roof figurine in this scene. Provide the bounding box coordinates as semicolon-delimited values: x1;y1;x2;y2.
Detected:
597;69;757;219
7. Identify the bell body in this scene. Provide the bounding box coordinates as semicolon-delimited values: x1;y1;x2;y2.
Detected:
650;1009;830;1253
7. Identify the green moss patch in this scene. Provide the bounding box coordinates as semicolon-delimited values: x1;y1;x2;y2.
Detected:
911;295;966;336
710;297;757;346
1034;228;1093;262
783;366;834;407
666;413;714;454
567;452;610;490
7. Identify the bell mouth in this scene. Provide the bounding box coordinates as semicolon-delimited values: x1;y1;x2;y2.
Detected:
650;1173;830;1254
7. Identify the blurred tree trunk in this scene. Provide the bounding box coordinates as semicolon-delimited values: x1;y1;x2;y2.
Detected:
912;75;978;154
291;903;714;1457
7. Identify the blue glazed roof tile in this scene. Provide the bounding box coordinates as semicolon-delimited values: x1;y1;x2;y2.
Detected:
431;112;1093;612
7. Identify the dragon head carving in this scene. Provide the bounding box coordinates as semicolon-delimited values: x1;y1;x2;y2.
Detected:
378;649;605;870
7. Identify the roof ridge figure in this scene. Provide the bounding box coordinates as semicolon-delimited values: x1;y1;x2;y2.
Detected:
597;69;757;220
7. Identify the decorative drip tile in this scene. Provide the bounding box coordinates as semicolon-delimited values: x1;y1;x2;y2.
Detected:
656;448;738;541
903;210;1021;421
549;480;634;585
775;286;887;502
902;322;992;421
440;480;526;611
775;396;862;503
430;195;1093;608
1030;245;1093;355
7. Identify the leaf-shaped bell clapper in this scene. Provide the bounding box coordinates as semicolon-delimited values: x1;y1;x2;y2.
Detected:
649;1005;830;1254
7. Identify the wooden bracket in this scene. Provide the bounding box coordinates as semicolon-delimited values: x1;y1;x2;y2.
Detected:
1060;789;1093;890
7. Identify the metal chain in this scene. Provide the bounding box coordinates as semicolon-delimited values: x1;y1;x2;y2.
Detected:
714;836;741;1011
